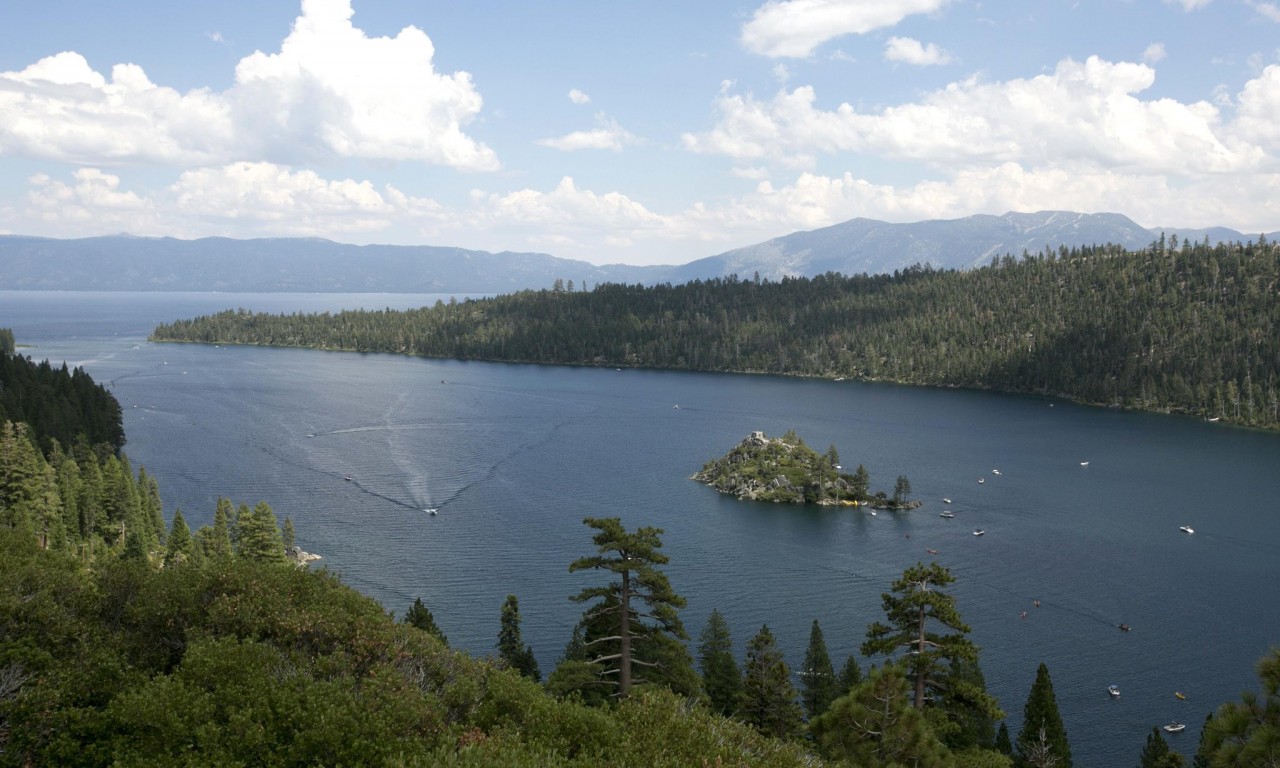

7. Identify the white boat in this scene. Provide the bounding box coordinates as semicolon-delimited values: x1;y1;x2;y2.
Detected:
972;529;985;536
1080;461;1089;466
992;469;1001;475
942;497;952;504
869;510;877;516
1108;685;1120;697
425;508;438;515
1163;722;1185;733
1180;525;1194;534
978;478;985;484
940;511;955;519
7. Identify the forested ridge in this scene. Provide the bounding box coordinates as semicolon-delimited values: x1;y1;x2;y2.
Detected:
152;236;1280;430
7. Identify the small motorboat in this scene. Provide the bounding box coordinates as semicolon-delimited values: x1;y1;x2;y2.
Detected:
926;548;940;555
940;511;955;518
1119;623;1131;632
344;475;353;482
978;478;985;484
992;469;1001;475
1108;685;1121;697
1163;722;1186;733
425;508;438;515
972;529;985;537
1175;691;1186;700
942;497;952;504
1180;525;1194;534
1080;461;1089;466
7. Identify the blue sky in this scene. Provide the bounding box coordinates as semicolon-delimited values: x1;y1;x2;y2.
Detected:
2;0;1278;266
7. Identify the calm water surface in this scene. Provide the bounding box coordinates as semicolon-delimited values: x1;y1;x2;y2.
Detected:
5;291;1279;766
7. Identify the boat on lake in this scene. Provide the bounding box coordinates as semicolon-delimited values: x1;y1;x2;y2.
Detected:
426;508;438;515
344;475;352;482
1108;684;1121;697
942;497;952;504
940;511;955;518
1163;722;1185;733
978;478;985;484
1080;461;1089;466
1175;691;1186;700
1180;525;1194;534
973;529;985;536
992;469;1001;475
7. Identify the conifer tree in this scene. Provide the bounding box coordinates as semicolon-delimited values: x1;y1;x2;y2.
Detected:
1016;663;1071;768
1140;726;1185;767
568;517;687;698
810;664;951;767
281;516;296;551
497;594;540;682
1196;648;1280;767
236;501;285;563
864;562;999;722
800;619;838;720
164;509;194;567
403;597;448;646
995;722;1013;756
739;624;803;739
697;608;742;716
197;498;234;561
836;653;862;695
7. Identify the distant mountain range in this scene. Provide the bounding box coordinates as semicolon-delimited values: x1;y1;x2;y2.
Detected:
2;211;1273;294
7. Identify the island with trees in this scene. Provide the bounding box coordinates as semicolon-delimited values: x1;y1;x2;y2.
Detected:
693;430;920;509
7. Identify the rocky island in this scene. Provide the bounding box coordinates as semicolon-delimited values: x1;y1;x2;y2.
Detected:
693;430;921;510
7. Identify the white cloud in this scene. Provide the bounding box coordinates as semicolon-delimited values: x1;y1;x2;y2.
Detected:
1143;43;1167;64
684;56;1261;176
231;0;496;169
537;115;638;151
1232;64;1280;148
0;52;232;165
568;88;591;104
884;37;953;66
1165;0;1212;9
741;0;954;58
0;0;497;171
1248;0;1280;21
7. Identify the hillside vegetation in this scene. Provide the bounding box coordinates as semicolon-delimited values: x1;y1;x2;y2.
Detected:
152;236;1280;430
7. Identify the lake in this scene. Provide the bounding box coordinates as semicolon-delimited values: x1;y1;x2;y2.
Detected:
5;290;1279;766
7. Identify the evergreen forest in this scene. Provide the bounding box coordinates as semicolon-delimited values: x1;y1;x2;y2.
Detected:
152;236;1280;430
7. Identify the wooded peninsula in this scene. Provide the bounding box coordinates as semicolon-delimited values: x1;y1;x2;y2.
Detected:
151;236;1280;431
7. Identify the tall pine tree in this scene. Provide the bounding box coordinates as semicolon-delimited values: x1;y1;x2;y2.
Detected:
1016;663;1071;768
497;594;540;682
739;624;803;739
697;608;742;716
800;619;838;720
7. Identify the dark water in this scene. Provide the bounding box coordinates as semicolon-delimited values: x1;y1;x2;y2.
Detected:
5;291;1279;766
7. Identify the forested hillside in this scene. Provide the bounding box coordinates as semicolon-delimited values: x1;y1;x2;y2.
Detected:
153;236;1280;430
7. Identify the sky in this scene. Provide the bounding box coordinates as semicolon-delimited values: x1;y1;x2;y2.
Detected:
2;1;1279;266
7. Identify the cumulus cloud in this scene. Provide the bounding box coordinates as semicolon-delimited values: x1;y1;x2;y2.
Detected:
0;52;232;165
683;55;1261;176
537;115;638;151
884;37;953;66
1143;43;1167;64
741;0;954;58
1248;0;1280;21
0;0;496;170
568;88;591;104
1165;0;1212;9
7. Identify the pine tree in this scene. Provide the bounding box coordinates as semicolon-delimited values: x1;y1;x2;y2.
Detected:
1196;648;1280;767
164;509;194;568
801;619;839;720
739;624;803;739
864;562;1001;721
403;597;448;646
236;501;285;563
995;722;1013;755
281;516;296;551
197;498;234;561
697;608;742;716
497;594;540;682
810;664;951;767
1016;663;1071;768
568;517;687;698
836;653;862;695
1140;726;1185;767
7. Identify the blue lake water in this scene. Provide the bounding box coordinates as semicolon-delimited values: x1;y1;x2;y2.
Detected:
4;290;1279;766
